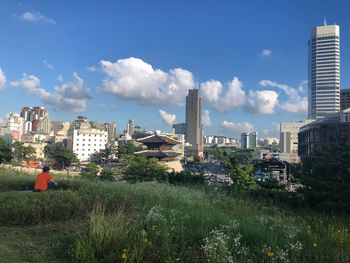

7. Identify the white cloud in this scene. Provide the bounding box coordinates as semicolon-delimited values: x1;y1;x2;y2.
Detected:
0;68;6;90
259;80;299;100
259;123;280;137
97;103;106;108
99;57;194;105
280;97;308;116
159;109;176;125
298;80;308;93
57;74;64;82
261;49;272;57
86;66;97;72
19;11;55;24
200;77;245;112
221;120;254;137
245;90;279;114
11;73;91;112
42;60;54;70
201;109;211;126
259;80;308;116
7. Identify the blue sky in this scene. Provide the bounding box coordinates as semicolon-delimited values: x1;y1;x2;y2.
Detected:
0;0;349;138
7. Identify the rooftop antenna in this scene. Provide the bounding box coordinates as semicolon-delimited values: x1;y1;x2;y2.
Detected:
324;16;327;26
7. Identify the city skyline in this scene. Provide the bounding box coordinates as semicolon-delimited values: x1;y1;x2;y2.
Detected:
1;1;350;138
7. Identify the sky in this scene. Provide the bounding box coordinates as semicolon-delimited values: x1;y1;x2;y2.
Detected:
0;0;349;138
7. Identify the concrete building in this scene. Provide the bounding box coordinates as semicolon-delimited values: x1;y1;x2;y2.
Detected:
241;132;258;149
308;23;340;119
172;123;186;135
185;89;203;156
90;121;117;145
67;116;108;162
279;120;314;163
299;108;350;165
23;142;47;160
51;121;71;136
340;88;350;110
21;106;51;134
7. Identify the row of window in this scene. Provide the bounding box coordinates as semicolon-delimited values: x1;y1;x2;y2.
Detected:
77;133;107;137
76;138;107;142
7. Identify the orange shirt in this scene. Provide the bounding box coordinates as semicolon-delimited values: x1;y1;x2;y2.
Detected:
34;172;53;191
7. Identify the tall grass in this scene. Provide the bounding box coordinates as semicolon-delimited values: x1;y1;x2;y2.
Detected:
0;168;349;262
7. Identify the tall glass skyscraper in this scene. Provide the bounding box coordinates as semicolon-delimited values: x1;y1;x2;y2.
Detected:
308;24;340;119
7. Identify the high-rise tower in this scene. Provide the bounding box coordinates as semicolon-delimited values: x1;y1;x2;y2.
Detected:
185;89;203;156
308;23;340;119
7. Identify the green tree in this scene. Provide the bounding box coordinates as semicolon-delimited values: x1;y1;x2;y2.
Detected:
0;138;12;164
44;144;79;170
117;142;142;159
225;152;257;190
12;142;36;163
91;144;117;166
124;156;167;182
100;168;114;181
302;143;350;212
80;162;100;178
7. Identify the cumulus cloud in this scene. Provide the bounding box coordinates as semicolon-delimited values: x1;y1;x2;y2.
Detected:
19;11;55;24
245;90;279;114
200;77;245;112
0;68;6;90
259;80;307;116
261;49;272;57
42;59;54;70
259;80;299;100
159;109;176;125
99;57;194;105
11;73;91;112
221;120;254;137
201;109;211;126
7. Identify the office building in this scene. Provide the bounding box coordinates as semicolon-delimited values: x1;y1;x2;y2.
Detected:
172;123;186;135
299;108;350;165
241;132;258;149
308;23;340;119
185;89;203;156
340;88;350;110
279;120;314;163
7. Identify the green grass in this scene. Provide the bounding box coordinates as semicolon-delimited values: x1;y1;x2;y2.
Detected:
0;168;349;262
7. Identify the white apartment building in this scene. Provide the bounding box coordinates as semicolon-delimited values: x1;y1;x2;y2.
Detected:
279;120;314;163
68;129;108;162
308;23;340;119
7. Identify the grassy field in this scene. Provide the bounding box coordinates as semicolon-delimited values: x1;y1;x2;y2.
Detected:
0;168;349;262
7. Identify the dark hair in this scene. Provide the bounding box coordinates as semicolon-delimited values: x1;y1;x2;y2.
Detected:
43;166;50;173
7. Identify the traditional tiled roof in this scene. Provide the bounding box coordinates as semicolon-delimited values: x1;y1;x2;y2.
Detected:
137;134;180;145
134;150;181;158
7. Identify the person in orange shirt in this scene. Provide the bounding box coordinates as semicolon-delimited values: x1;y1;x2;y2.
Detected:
34;166;56;192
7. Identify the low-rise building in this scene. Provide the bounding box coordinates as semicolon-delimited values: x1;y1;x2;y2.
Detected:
279;120;314;163
298;108;350;165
